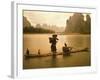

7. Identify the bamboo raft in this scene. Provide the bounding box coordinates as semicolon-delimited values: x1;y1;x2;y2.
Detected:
24;48;89;58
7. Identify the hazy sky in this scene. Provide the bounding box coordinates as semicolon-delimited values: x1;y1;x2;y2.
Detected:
23;10;74;27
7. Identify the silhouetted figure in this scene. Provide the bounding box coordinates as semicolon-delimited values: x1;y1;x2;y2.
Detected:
26;48;29;55
62;43;72;56
38;49;40;55
49;34;59;54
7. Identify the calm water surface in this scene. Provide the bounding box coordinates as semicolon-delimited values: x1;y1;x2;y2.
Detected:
23;34;90;69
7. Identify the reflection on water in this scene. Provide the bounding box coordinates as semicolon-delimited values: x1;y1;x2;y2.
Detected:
23;34;90;69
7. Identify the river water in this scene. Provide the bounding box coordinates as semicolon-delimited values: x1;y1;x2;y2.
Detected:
23;34;90;69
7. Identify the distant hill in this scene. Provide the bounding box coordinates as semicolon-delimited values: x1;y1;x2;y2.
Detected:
23;16;55;33
23;16;31;27
39;24;65;33
65;13;91;34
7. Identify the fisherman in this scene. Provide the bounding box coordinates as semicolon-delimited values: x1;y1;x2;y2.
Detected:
26;48;29;56
62;43;72;56
49;34;59;54
38;49;40;55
